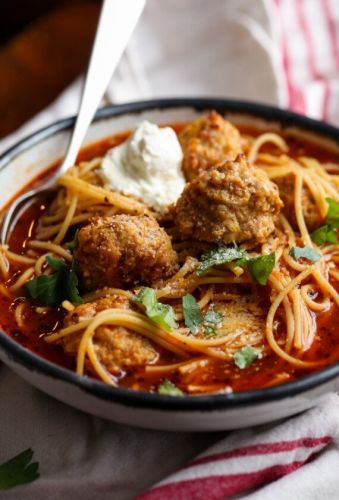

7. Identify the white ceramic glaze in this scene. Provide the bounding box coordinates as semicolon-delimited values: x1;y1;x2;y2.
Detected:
0;99;338;431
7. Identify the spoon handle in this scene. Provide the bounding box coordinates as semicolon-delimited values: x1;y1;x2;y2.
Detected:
59;0;145;175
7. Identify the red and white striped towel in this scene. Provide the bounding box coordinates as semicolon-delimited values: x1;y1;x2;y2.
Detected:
269;0;339;124
138;394;339;499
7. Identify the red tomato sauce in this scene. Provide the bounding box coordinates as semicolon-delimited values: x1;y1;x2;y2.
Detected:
0;123;338;392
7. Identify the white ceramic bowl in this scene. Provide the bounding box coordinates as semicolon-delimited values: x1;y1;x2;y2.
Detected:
0;98;339;431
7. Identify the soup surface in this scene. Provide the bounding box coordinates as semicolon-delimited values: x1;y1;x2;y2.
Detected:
0;113;338;395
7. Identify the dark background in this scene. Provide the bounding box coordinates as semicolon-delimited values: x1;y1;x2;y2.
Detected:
1;0;102;138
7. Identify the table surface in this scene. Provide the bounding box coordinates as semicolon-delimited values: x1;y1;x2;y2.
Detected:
0;0;101;139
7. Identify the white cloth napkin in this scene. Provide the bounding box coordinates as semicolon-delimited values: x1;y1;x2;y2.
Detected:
1;1;339;499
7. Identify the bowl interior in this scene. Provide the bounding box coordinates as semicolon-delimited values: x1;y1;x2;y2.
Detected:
0;98;339;411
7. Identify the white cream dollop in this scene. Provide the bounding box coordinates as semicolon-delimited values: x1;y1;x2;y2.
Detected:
99;121;185;212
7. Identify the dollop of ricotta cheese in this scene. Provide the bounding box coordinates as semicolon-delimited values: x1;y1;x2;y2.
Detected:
99;121;185;212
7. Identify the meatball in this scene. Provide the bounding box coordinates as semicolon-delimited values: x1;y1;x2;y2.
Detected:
179;111;243;180
75;214;178;291
63;295;158;374
274;175;321;230
174;156;282;245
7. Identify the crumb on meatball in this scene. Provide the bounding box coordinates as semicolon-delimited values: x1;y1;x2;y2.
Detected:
75;214;178;291
63;295;158;375
174;155;283;245
179;111;243;180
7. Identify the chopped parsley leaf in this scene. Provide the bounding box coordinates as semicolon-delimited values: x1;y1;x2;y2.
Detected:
311;224;338;245
246;252;275;285
0;448;39;490
134;287;177;331
196;246;275;285
196;246;248;276
325;198;339;227
182;294;203;334
182;294;223;335
158;379;183;396
311;198;339;245
234;346;262;369
289;245;321;262
25;257;82;306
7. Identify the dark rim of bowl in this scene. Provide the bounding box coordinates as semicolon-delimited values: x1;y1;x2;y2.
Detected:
0;97;338;411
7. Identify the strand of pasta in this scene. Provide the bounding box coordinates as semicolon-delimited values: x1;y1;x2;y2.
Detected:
248;132;288;164
58;174;148;214
144;357;211;375
266;266;326;367
28;241;72;261
53;194;78;244
86;338;118;386
312;269;339;306
37;213;92;240
300;284;330;312
0;246;35;265
294;171;312;246
268;273;295;352
0;251;9;279
10;267;34;292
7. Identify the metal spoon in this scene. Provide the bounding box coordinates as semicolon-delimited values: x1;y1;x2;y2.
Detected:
0;0;145;244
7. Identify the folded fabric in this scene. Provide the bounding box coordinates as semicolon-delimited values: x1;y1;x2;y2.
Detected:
138;394;339;499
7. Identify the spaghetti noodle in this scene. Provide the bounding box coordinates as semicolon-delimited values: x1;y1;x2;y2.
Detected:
0;115;338;395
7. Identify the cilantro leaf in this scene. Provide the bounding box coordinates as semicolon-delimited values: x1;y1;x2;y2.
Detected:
311;224;338;245
25;273;61;306
45;255;67;271
203;310;223;335
325;198;339;228
289;245;321;262
182;294;204;334
25;257;83;306
247;252;275;285
65;230;79;252
182;295;223;335
204;310;223;325
0;448;39;490
311;198;339;245
134;287;177;331
234;346;262;369
158;379;183;396
196;247;249;276
66;261;83;304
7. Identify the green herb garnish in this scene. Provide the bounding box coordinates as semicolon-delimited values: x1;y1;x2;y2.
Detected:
203;310;223;335
65;230;79;252
246;252;275;285
25;256;82;306
182;294;223;335
326;198;339;226
311;225;338;245
134;287;177;331
196;246;248;276
234;346;262;369
182;294;204;334
289;245;321;262
0;448;39;490
196;246;276;285
158;379;183;396
311;198;339;245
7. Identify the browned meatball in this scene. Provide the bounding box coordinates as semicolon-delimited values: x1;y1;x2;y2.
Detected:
75;214;178;290
63;295;158;375
179;111;243;180
174;156;282;245
274;175;321;230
